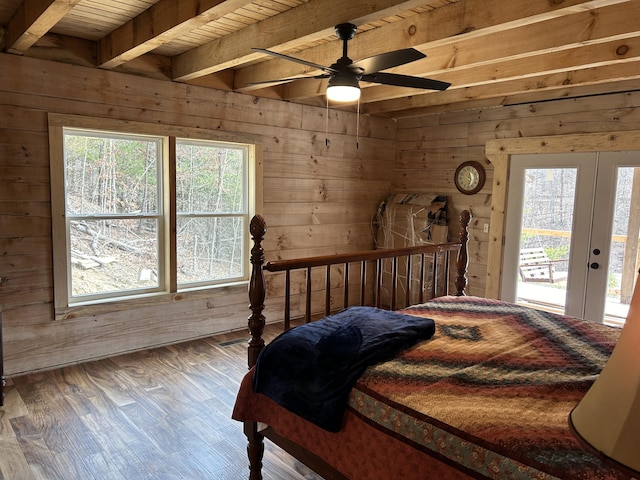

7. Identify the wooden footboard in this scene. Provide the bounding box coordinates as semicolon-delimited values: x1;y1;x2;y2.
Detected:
243;210;470;479
247;209;471;368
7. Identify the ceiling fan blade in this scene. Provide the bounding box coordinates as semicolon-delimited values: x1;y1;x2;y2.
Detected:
351;48;426;74
361;72;451;91
253;48;336;73
247;74;330;87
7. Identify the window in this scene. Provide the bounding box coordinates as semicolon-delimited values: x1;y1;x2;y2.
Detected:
176;139;249;288
63;130;164;300
49;115;261;313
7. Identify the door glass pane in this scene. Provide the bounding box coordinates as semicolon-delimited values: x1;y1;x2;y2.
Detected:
516;168;576;314
605;167;640;324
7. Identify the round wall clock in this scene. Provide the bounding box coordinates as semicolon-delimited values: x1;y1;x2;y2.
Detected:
454;161;486;195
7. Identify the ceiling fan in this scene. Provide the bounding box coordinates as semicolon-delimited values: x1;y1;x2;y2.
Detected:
252;23;451;103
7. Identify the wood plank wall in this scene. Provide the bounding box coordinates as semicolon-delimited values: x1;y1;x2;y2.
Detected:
0;53;396;376
4;50;639;376
393;90;640;296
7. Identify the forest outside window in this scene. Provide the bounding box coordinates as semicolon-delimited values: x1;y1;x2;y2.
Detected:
175;139;248;288
49;115;260;313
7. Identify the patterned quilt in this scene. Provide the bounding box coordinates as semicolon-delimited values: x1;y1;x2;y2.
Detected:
349;296;626;480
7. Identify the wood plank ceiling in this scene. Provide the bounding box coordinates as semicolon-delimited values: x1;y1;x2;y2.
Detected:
1;0;639;117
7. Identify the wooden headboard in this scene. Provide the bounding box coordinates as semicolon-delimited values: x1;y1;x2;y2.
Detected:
246;210;471;368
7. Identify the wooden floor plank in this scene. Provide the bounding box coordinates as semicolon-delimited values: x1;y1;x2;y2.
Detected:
0;437;35;480
0;325;322;479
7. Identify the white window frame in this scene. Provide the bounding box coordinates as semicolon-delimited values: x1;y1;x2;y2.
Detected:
49;114;262;319
175;138;250;289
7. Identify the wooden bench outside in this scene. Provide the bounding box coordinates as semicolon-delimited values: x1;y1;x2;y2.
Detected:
519;247;568;284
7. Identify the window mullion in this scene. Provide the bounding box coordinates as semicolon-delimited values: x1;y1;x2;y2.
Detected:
167;136;177;293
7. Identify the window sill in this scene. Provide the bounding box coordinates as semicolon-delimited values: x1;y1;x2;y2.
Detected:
53;282;248;321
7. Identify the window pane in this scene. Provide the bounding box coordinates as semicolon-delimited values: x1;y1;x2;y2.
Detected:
176;141;246;213
177;216;244;285
605;167;639;323
64;131;159;215
70;218;159;297
517;168;575;312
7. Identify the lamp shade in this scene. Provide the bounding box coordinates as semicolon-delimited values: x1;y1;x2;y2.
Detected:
569;272;640;475
326;73;360;103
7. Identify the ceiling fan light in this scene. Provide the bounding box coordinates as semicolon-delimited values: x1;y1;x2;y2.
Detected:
327;74;361;102
326;85;361;102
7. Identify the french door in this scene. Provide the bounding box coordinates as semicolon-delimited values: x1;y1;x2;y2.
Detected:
501;152;640;324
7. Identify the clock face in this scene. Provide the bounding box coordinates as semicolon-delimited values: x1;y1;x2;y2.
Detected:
457;165;479;189
454;161;486;195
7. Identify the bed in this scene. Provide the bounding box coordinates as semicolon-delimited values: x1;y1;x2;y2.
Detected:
232;210;630;480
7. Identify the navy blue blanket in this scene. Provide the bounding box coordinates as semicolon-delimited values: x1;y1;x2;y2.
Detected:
252;306;436;432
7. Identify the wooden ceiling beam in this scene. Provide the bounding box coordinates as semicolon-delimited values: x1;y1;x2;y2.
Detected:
5;0;82;54
97;0;253;69
395;0;640;79
171;0;430;81
26;32;96;67
363;59;640;116
233;0;633;91
358;35;640;105
385;78;640;118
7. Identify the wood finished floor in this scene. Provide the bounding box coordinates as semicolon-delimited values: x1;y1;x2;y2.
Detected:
0;324;323;480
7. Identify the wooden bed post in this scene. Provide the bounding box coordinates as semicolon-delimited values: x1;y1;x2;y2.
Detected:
455;210;471;296
244;421;264;480
247;215;267;480
248;215;267;370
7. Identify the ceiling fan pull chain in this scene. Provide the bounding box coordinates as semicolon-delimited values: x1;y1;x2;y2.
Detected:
325;96;330;148
356;96;360;150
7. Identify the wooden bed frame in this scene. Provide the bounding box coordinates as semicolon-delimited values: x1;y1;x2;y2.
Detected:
244;210;471;480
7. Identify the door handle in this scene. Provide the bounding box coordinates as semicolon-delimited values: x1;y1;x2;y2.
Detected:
590;262;599;269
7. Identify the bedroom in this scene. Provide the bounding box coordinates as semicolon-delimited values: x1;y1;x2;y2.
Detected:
1;0;640;478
